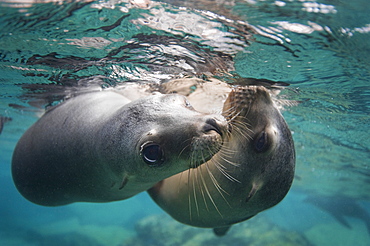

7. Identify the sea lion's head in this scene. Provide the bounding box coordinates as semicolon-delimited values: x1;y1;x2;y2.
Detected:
217;85;296;208
101;93;229;188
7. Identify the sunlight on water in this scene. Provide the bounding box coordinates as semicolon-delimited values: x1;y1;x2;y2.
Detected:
0;0;369;245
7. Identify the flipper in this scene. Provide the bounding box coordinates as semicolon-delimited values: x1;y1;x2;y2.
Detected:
0;116;12;134
119;175;129;190
213;226;231;236
246;183;259;202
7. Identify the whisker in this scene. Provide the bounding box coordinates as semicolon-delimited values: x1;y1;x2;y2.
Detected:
231;123;253;142
224;108;242;122
204;160;232;209
191;167;201;219
178;137;193;159
213;159;241;183
187;168;193;221
216;146;238;157
198;159;223;217
196;161;209;212
230;115;252;128
217;150;241;167
222;104;237;118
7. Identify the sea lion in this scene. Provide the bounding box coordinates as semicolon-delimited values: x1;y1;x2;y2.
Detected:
12;90;228;206
148;85;295;236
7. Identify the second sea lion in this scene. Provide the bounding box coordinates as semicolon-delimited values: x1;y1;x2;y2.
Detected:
148;85;296;235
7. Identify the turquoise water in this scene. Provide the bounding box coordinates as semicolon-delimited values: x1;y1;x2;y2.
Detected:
1;0;369;245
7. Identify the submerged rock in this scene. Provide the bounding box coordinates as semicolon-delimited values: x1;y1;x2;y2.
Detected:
123;213;313;246
22;218;134;246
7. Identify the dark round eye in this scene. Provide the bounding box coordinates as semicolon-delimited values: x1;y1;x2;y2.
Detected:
254;131;269;153
140;142;164;166
184;99;194;110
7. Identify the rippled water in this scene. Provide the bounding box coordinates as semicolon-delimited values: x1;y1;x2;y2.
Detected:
1;0;369;245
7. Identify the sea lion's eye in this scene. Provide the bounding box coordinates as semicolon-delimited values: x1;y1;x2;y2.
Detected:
184;99;194;110
141;142;165;166
254;131;269;153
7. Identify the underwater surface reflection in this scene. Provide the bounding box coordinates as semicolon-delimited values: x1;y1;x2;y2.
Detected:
0;0;369;245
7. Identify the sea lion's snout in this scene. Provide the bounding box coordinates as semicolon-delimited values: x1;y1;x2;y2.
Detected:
188;115;228;168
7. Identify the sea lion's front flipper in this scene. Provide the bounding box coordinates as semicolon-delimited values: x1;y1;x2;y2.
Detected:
213;226;231;236
119;175;129;190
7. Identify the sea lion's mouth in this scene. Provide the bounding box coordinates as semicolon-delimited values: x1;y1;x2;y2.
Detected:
189;133;224;168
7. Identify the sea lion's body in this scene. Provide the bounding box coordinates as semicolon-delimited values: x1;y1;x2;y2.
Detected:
12;90;227;206
148;86;295;235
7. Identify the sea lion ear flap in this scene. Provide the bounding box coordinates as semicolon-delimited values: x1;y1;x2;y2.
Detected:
213;226;231;236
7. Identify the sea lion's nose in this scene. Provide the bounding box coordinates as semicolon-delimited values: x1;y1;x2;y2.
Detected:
203;117;227;136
